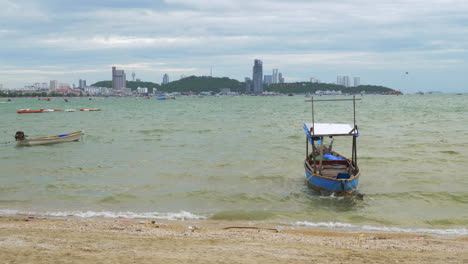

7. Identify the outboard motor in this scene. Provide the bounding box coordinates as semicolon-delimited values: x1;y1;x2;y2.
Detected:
15;131;25;141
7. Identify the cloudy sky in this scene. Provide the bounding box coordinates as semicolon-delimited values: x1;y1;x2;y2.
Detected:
1;0;467;93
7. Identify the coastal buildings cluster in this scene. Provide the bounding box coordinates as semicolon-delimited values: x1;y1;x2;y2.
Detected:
1;60;364;96
337;75;360;88
244;59;361;94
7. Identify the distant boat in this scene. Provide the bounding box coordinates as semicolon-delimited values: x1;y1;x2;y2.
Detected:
383;91;403;95
15;130;84;146
64;109;76;112
40;109;62;112
303;97;361;196
17;109;62;113
80;108;101;111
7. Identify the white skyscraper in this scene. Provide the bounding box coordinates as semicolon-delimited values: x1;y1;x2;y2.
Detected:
337;75;351;87
278;72;284;83
50;80;58;90
272;69;279;84
337;75;343;85
353;77;360;87
343;76;350;87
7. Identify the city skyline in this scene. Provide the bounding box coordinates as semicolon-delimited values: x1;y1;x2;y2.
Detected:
1;0;467;93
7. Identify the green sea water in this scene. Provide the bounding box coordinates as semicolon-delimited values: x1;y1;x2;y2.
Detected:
0;94;467;234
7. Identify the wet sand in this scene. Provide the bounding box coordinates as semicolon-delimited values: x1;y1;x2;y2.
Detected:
0;216;466;264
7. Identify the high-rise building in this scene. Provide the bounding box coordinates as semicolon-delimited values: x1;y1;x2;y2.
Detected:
278;72;284;83
353;77;360;87
337;75;351;87
264;75;273;85
79;79;87;88
50;80;58;90
245;77;252;93
337;75;343;86
343;76;350;87
252;59;263;94
162;74;169;85
112;66;126;90
272;69;279;84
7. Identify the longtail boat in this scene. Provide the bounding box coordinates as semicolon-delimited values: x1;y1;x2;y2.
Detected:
303;97;361;196
17;109;43;114
15;131;84;146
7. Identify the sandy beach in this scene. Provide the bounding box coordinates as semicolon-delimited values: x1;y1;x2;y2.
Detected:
0;216;466;264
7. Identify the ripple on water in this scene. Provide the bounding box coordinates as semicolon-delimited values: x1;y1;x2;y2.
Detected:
210;210;276;221
98;193;138;204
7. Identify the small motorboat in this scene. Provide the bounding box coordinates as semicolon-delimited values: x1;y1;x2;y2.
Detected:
17;109;43;114
64;109;77;112
15;131;84;146
80;108;101;111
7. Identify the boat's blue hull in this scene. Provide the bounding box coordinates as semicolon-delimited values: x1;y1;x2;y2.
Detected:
305;168;359;193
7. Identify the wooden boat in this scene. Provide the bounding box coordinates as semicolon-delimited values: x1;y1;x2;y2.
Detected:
15;131;84;146
303;97;361;196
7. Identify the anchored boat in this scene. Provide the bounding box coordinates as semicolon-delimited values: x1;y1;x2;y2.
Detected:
15;131;84;146
303;97;361;196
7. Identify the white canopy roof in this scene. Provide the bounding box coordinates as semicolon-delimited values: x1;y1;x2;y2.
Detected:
304;123;357;136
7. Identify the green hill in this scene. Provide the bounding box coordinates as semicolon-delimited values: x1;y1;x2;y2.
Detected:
92;77;396;94
266;83;395;94
158;76;243;93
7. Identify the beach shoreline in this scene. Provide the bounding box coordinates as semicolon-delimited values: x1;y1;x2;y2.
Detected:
0;216;466;263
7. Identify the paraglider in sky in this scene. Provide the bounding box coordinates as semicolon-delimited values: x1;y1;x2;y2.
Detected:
405;72;409;74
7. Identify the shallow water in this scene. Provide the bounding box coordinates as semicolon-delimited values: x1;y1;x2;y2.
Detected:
1;94;467;234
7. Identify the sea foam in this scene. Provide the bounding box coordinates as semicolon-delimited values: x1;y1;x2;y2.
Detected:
0;209;207;220
295;221;467;235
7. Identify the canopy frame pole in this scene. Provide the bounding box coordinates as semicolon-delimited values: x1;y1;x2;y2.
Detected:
353;96;358;170
311;96;318;174
353;95;356;128
318;138;324;175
